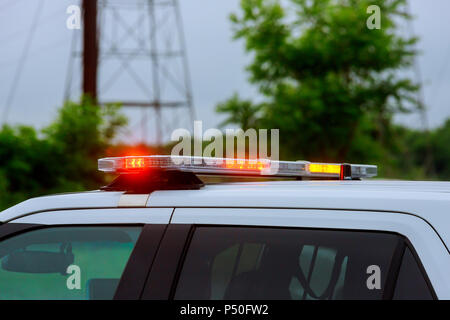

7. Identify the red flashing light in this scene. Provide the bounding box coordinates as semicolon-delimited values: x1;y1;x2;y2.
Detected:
339;163;352;180
125;157;146;169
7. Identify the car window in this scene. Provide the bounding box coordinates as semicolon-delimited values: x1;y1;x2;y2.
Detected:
174;227;401;300
0;226;142;300
393;246;434;300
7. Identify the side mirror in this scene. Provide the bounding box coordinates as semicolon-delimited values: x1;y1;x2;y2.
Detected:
1;249;74;274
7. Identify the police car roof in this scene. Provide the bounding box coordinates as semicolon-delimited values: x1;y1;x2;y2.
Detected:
2;180;450;250
4;179;449;249
2;179;450;220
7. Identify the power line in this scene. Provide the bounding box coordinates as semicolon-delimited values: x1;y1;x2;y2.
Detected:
0;0;25;12
66;0;196;145
405;4;428;127
1;0;46;124
0;35;68;67
405;0;435;176
0;2;67;45
430;39;450;108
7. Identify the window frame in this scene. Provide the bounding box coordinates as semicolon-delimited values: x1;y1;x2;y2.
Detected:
387;237;437;300
166;207;448;298
143;223;437;300
141;224;193;299
0;222;167;300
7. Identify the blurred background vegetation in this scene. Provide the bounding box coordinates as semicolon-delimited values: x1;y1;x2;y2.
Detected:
1;0;449;210
217;0;450;179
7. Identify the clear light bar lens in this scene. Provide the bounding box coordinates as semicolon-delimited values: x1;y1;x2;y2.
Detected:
351;164;377;178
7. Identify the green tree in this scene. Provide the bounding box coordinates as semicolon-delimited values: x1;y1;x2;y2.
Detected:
216;93;262;131
0;98;127;210
218;0;419;162
0;125;55;208
44;98;127;190
430;120;450;180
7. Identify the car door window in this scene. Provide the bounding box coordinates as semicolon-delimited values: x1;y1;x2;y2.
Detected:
0;226;142;300
393;246;434;300
174;227;405;300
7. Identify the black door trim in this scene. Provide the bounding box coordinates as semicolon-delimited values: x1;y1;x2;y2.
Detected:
0;223;42;240
114;224;168;300
383;237;406;299
141;224;192;299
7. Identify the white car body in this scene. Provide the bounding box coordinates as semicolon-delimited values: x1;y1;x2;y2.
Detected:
1;180;449;298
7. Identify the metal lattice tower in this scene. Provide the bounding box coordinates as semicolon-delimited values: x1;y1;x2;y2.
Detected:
65;0;195;145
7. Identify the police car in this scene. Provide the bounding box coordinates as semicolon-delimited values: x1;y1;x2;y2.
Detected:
0;155;448;300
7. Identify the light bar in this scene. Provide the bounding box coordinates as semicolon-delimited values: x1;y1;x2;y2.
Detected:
98;155;377;180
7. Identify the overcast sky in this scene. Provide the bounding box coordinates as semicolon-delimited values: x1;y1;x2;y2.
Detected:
1;0;449;144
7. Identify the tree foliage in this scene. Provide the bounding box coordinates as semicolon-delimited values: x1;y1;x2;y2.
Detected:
218;0;419;162
0;98;126;210
216;93;262;131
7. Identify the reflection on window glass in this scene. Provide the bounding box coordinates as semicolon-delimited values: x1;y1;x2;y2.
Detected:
175;227;400;300
0;226;142;300
210;243;264;299
289;246;348;300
